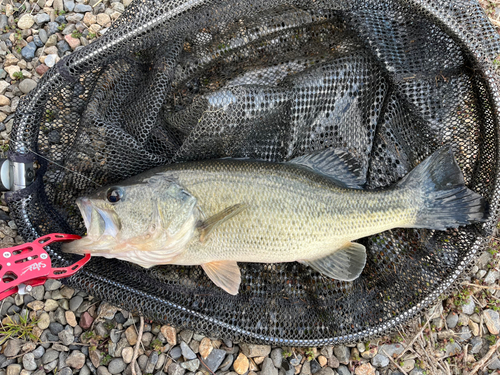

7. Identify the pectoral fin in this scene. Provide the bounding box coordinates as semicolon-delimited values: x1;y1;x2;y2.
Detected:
302;242;367;281
198;203;247;243
202;261;241;295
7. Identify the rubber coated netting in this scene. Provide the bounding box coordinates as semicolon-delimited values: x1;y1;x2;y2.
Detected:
6;0;500;345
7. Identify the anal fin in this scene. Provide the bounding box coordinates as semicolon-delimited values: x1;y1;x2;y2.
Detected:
302;242;366;281
202;261;241;295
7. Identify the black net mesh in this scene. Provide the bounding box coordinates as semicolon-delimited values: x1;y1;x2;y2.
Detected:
5;0;500;345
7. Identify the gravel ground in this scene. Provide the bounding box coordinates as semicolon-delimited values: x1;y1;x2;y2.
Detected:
2;1;500;375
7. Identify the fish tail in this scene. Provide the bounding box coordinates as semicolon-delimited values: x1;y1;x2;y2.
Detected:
398;146;488;230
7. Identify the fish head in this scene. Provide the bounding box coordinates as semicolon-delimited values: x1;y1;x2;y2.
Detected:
63;175;200;264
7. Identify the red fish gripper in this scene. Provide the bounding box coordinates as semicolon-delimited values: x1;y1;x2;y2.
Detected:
0;233;91;301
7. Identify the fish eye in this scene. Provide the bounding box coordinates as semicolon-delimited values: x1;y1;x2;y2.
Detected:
106;187;123;203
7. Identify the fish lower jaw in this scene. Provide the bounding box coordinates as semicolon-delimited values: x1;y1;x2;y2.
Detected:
62;235;118;254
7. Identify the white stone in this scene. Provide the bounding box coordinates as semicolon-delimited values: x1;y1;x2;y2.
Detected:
18;14;35;30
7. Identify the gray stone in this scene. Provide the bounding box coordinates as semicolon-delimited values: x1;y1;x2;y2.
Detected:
42;349;59;364
484;270;499;284
470;336;484;354
33;35;44;47
181;359;199;372
49;322;64;335
75;3;92;12
289;354;302;366
55;308;67;325
180;330;194;344
59;330;75;346
0;15;8;31
110;328;121;343
0;356;15;369
445;342;462;357
310;360;321;374
488;356;500;370
333;346;350;365
170;346;182;360
59;367;73;375
300;360;310;375
55;15;67;24
34;13;50;25
7;305;21;315
484;309;500;334
262;357;278;375
66;13;84;23
80;365;91;375
138;354;148;370
70;296;83;311
271;348;282;368
44;359;58;374
378;344;405;358
32;346;45;359
201;349;226;373
446;312;459;329
168;363;186;375
108;358;127;374
64;0;75;11
38;29;49;44
461;296;475;315
57;40;71;55
59;351;69;369
4;339;21;357
62;23;76;35
95;322;108;338
145;351;159;374
22;352;37;371
156;353;166;370
21;42;36;61
181;341;197;360
219;354;234;372
457;326;472;341
47;22;59;36
19;78;37;94
371;354;389;368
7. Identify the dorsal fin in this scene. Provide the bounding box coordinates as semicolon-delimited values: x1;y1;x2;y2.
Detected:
289;148;365;188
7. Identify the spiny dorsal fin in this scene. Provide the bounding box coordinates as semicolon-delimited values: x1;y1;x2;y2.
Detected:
302;242;367;281
202;261;241;295
198;203;247;243
289;148;365;188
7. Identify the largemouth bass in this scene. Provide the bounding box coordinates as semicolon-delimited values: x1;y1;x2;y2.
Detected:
63;146;486;294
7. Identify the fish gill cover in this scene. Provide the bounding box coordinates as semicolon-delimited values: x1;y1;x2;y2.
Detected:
5;0;500;344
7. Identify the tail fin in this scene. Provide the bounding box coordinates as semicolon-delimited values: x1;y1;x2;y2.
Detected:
397;146;488;230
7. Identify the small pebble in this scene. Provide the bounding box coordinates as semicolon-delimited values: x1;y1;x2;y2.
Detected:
108;358;127;374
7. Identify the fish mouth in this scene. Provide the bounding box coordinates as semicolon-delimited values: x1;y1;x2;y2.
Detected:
62;197;121;254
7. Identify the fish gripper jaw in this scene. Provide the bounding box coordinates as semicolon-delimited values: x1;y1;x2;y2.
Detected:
0;234;91;301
